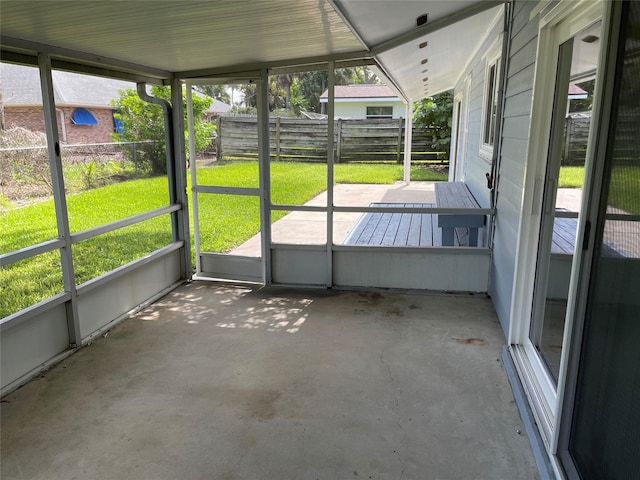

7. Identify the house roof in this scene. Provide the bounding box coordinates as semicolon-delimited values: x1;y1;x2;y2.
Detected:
1;1;505;103
1;61;133;107
319;84;399;101
1;62;231;113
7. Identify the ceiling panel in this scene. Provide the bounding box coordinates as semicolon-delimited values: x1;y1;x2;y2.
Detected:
1;0;364;74
2;0;505;102
377;6;504;100
335;0;482;47
334;1;504;101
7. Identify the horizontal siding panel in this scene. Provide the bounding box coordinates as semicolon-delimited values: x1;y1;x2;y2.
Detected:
508;37;538;77
510;12;540;54
500;159;526;188
502;115;532;140
506;63;535;97
503;90;534;118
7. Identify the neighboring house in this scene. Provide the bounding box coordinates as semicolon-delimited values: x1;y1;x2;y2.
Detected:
1;62;133;144
1;62;230;143
319;84;405;119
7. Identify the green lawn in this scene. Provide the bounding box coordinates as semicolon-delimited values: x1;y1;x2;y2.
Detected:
558;165;639;214
1;162;447;317
558;166;585;188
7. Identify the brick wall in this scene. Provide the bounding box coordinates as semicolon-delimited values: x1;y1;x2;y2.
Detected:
4;106;116;144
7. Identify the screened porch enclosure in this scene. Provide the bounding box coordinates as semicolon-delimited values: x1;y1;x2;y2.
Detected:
1;68;493;396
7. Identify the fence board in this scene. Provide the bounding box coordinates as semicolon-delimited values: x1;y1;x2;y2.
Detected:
217;116;443;163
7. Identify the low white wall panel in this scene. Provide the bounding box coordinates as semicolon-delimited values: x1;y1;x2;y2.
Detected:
272;247;327;285
1;303;69;390
333;249;491;292
77;250;181;340
199;253;262;283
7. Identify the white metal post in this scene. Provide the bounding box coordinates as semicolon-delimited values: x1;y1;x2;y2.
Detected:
326;61;335;287
257;70;272;284
185;82;201;275
170;78;192;278
403;102;413;184
38;53;81;346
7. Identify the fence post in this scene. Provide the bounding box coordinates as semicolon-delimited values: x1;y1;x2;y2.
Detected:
275;116;281;162
216;116;222;161
396;117;403;164
563;116;571;165
336;118;342;164
132;142;138;177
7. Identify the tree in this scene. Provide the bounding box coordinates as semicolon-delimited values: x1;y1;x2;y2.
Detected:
295;66;379;113
230;66;380;115
112;86;216;175
193;84;231;105
413;90;454;159
349;66;380;84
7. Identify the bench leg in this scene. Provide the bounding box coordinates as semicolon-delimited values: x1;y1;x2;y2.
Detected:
442;227;455;246
469;228;479;247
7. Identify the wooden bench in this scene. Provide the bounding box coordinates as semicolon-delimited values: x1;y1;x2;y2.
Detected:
435;182;485;247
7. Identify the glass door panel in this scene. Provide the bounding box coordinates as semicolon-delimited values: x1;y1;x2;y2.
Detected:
567;3;640;476
529;21;602;385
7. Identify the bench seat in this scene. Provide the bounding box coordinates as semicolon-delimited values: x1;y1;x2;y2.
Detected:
435;182;485;247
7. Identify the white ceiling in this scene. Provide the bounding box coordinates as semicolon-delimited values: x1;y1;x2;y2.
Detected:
334;1;504;100
1;0;505;101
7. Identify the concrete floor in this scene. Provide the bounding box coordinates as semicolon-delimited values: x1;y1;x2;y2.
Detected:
1;281;538;480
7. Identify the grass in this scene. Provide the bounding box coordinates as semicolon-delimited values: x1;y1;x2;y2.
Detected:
558;165;639;214
1;161;447;317
558;166;585;188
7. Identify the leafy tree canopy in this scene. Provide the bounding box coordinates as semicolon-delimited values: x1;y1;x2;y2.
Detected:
413;90;454;159
112;86;216;175
231;66;381;115
193;84;231;105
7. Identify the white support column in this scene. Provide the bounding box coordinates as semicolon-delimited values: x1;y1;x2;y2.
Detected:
38;53;81;346
170;77;192;278
403;102;413;184
257;71;272;285
185;82;201;275
326;61;336;288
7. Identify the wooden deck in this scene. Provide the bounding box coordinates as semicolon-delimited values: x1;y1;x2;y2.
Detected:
552;216;627;257
552;217;578;254
342;203;470;247
343;204;583;251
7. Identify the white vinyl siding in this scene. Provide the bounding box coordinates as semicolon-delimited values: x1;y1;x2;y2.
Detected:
489;1;540;331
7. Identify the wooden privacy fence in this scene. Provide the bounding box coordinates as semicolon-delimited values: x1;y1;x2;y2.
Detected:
215;116;444;163
563;114;590;166
563;112;636;166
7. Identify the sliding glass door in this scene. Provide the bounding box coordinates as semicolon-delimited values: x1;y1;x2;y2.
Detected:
562;2;640;477
529;20;602;386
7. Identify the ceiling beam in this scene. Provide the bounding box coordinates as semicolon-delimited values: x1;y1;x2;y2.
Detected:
370;1;505;55
1;50;166;85
177;50;371;80
1;35;172;81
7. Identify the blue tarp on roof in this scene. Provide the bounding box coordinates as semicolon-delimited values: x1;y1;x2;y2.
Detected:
72;108;98;125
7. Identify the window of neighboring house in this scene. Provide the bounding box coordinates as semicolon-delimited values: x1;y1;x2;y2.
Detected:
480;35;503;160
366;106;393;119
71;108;98;126
112;110;124;134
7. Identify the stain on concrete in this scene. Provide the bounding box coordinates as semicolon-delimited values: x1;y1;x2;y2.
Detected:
243;389;281;421
382;307;404;317
452;337;486;346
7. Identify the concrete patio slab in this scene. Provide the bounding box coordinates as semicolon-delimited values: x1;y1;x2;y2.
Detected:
1;281;538;480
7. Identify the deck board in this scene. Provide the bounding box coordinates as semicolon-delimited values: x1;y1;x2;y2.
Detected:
343;203;463;247
344;205;627;258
